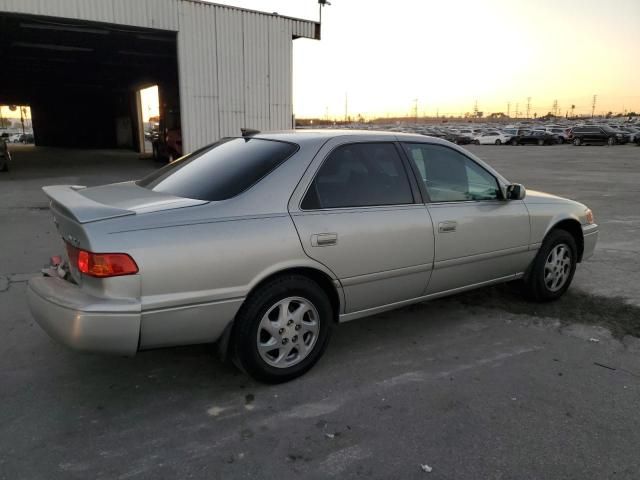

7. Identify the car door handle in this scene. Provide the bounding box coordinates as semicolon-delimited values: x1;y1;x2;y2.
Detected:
438;221;457;233
311;233;338;247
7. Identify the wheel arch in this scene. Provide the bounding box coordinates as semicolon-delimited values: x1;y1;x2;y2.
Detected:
547;218;584;262
216;265;344;361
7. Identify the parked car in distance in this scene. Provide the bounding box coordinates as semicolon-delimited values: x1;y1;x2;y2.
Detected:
0;138;11;172
27;130;598;383
441;132;474;145
570;125;629;145
618;126;640;142
545;127;570;143
18;133;34;144
510;130;559;146
8;133;22;143
473;131;510;145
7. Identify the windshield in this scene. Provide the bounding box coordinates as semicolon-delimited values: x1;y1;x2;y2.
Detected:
137;138;299;201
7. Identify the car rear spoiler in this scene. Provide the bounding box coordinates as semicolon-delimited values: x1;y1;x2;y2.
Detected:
42;185;135;224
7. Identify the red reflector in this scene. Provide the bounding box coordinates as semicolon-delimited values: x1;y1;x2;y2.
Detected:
66;243;138;278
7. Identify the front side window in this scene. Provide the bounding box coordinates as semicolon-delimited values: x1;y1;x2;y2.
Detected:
403;143;501;202
301;143;413;210
137;138;298;201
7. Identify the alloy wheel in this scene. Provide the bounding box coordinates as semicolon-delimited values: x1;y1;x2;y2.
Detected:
256;296;320;369
544;243;572;292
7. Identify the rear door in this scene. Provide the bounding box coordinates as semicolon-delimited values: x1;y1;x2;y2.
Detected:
289;137;435;314
402;142;531;294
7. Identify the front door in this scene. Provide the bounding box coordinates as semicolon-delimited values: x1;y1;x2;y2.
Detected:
290;140;435;314
402;142;532;294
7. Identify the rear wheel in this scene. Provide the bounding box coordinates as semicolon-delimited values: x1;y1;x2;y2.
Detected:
607;137;616;146
537;139;544;146
474;139;480;145
522;229;577;302
573;137;581;146
495;139;502;145
511;139;518;146
232;275;333;383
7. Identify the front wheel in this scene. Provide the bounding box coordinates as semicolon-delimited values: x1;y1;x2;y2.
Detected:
511;139;518;146
573;138;581;146
537;139;545;146
522;229;577;302
607;137;616;146
495;139;502;145
232;275;333;383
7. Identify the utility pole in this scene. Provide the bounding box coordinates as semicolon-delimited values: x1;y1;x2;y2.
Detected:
413;98;418;123
473;100;479;118
591;95;597;118
344;92;348;123
526;97;531;119
552;99;558;117
507;102;511;118
515;103;519;119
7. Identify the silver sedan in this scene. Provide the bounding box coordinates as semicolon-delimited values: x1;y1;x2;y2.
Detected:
27;130;598;383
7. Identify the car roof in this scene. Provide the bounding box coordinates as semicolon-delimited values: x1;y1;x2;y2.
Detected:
244;128;464;147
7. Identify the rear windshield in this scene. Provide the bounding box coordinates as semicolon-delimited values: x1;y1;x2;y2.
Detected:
137;138;298;201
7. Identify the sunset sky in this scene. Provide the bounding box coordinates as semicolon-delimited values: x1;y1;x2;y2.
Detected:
216;0;640;119
2;1;637;122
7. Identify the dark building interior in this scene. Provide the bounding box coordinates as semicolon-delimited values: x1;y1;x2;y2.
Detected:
0;13;180;150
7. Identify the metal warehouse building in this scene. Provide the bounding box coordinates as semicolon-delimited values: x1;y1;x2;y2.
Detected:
0;0;320;153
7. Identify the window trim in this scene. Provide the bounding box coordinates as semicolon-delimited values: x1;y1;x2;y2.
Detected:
299;141;421;211
400;142;505;205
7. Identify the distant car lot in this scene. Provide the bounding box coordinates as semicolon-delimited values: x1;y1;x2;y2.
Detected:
1;143;639;479
330;118;640;147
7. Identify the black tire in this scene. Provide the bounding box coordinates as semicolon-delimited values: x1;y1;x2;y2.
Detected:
473;139;480;145
495;139;502;145
537;139;544;146
573;137;581;146
522;229;578;302
232;275;333;383
511;139;518;146
607;137;616;146
557;137;565;144
152;143;159;161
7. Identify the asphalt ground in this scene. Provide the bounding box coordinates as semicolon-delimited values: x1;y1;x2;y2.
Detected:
1;142;639;480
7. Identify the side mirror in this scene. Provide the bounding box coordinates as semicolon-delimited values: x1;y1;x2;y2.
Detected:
506;183;526;200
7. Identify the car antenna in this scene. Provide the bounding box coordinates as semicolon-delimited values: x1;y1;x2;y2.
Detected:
241;128;260;138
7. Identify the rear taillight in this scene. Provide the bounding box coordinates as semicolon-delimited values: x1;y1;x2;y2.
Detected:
66;243;138;278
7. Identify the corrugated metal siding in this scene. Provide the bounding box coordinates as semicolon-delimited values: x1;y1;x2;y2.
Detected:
0;0;318;151
0;0;179;30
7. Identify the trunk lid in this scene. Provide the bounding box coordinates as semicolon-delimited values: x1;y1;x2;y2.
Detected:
43;182;207;284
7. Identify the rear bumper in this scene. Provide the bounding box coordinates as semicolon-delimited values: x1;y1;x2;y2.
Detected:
27;276;141;356
581;224;598;261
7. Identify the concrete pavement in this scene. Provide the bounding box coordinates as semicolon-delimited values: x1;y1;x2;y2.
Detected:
1;143;639;479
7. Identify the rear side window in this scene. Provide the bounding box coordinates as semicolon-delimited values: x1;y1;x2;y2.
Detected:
137;138;298;201
301;143;413;210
